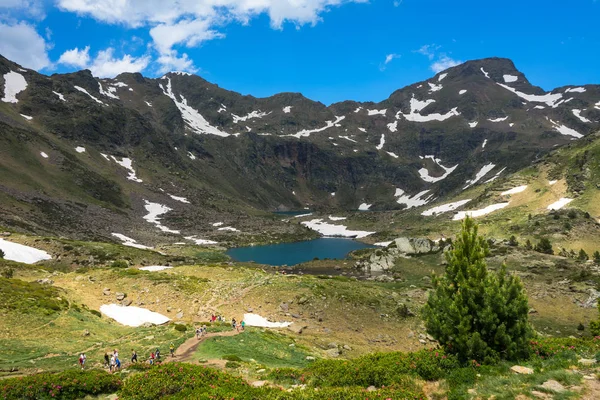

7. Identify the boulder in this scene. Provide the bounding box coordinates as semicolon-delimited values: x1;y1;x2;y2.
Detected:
367;386;377;392
325;348;340;357
393;237;439;255
115;292;126;301
540;380;565;393
298;296;309;305
176;312;184;319
287;323;306;334
578;358;596;366
510;365;534;374
252;381;267;388
37;278;54;285
279;302;289;312
581;288;600;308
122;299;133;306
103;288;111;296
82;329;90;336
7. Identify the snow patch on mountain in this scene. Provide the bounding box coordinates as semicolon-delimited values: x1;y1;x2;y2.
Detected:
376;134;385;150
482;139;488;150
169;194;190;204
354;107;363;113
481;67;490;78
20;114;32;120
418;156;458;183
232;110;271;123
428;82;443;92
488;116;508;122
400;96;459;122
565;87;586;93
459;89;467;95
358;203;372;211
572;109;591;123
534;105;545;109
74;86;106;105
395;189;434;209
160;77;229;137
111;233;153;250
547;198;573;210
387;151;399;158
110;156;143;182
503;75;518;83
40;152;48;158
468;121;478;128
53;91;66;101
75;146;86;153
550;119;583;138
358;127;367;133
453;203;510;220
301;219;374;238
98;82;119;99
501;185;527;196
1;71;27;103
329;216;347;221
497;83;563;107
387;120;398;132
185;236;218;245
340;135;357;143
422;199;472;216
438;73;448;81
484;167;507;183
218;226;240;232
187;152;196;160
289;116;345;138
100;304;170;327
0;238;52;264
464;163;496;189
283;106;292;113
367;109;387;116
143;200;180;234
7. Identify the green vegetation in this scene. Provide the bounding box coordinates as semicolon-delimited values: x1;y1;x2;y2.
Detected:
0;278;69;315
0;249;4;258
193;330;311;369
423;217;532;364
535;238;554;255
0;369;122;399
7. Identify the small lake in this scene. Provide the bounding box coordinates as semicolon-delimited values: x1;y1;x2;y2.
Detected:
226;238;374;266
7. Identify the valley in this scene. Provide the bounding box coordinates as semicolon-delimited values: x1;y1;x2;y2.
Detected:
2;52;600;399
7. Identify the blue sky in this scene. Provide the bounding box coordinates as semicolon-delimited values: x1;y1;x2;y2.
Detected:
0;0;598;104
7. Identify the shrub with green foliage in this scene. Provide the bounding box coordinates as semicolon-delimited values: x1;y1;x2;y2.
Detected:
174;324;187;332
590;301;600;337
0;369;122;399
0;249;4;258
1;267;14;278
578;249;589;261
0;278;69;314
508;235;519;247
525;239;533;250
423;217;532;364
110;260;129;268
535;238;553;255
593;251;600;264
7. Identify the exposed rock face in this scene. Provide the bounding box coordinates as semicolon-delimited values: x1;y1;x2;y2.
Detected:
581;288;600;308
357;237;441;273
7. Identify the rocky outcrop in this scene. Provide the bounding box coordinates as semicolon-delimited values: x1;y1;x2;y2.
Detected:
357;237;441;273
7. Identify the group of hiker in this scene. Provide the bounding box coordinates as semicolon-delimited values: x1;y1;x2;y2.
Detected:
101;349;122;372
231;317;245;332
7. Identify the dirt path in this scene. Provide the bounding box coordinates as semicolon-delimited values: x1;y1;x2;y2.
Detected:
165;329;242;363
580;376;600;400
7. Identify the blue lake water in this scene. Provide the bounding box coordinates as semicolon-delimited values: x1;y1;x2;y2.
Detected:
226;238;375;266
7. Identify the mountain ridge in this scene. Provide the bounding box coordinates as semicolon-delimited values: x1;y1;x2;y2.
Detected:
1;54;599;246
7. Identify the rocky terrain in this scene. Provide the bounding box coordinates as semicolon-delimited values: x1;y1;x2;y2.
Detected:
1;54;600;246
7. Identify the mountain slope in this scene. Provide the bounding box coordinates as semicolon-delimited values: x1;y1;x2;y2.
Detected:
0;55;599;245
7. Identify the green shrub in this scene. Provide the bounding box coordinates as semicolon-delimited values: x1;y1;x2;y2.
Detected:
508;235;518;247
594;251;600;265
222;354;242;362
0;249;4;259
1;267;14;279
423;217;532;364
174;324;187;332
0;369;122;399
525;239;533;250
89;309;102;317
110;260;129;268
578;249;589;261
535;238;553;255
225;361;241;369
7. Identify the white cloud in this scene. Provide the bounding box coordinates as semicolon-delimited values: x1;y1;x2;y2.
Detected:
416;44;439;60
0;0;46;19
379;53;400;71
89;48;150;77
149;17;224;55
0;21;50;69
58;46;91;68
156;51;197;74
430;55;462;73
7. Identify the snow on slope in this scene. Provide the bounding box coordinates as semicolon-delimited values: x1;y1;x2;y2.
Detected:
290;116;345;138
484;167;507;183
139;266;173;272
501;185;527;196
53;91;66;101
75;146;86;153
572;109;591;123
438;73;448;81
488;117;508;122
283;106;292;113
395;189;434;209
428;82;443;92
169;194;190;204
185;236;218;245
468;121;478;128
387;121;398;132
160;77;229;137
497;83;562;107
421;199;472;216
111;233;153;250
459;90;467;95
503;75;518;83
376;134;385;150
0;239;52;264
244;313;291;328
143;201;180;234
100;304;170;327
1;71;27;103
367;109;387;116
98;82;119;99
565;87;586;93
550;120;583;138
547;198;573;210
74;86;106;105
301;219;374;238
453;203;510;220
463;163;495;189
111;156;143;182
399;96;459;122
418;156;458;183
358;203;372;211
232;110;271;123
40;152;48;158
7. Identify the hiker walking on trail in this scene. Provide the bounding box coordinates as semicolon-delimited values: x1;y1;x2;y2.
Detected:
79;353;86;370
149;352;155;365
170;343;175;357
241;320;245;331
110;354;116;372
196;327;201;339
231;318;236;330
104;352;110;368
131;349;138;363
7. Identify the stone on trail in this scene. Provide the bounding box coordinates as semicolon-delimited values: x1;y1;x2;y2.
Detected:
279;302;289;312
540;379;566;393
325;348;340;357
287;323;306;334
115;292;126;301
103;288;111;295
176;311;184;319
122;298;133;306
510;365;534;374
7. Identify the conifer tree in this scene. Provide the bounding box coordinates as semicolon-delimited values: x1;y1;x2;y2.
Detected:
593;251;600;265
578;249;589;261
423;217;532;364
